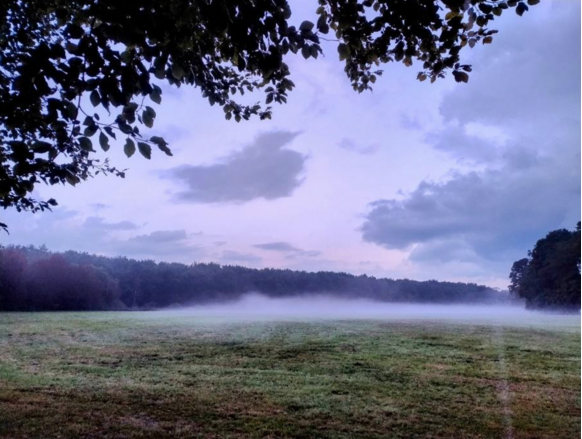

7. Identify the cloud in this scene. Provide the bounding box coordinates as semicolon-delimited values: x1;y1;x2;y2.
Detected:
361;2;581;283
83;216;139;231
362;149;580;262
254;242;302;252
113;229;205;260
427;2;580;164
219;250;262;265
338;138;379;155
165;131;306;203
253;241;321;258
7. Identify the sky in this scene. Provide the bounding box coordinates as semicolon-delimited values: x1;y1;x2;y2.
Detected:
2;0;580;289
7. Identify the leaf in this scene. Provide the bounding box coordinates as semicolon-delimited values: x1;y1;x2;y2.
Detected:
338;44;350;61
142;110;154;128
90;90;100;107
83;124;98;137
65;102;78;120
99;132;110;151
483;36;493;44
137;142;152;159
124;138;136;157
150;136;173;156
527;0;540;5
65;173;80;186
301;46;310;59
310;46;319;59
104;126;116;139
171;63;186;80
299;21;314;32
452;71;469;83
78;136;93;152
516;2;528;16
150;89;162;104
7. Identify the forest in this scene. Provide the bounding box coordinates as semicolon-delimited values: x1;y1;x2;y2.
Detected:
0;245;507;311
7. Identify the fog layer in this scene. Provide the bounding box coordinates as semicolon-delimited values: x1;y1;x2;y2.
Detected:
156;293;579;329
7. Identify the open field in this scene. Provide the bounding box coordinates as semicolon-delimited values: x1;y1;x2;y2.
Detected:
0;308;579;438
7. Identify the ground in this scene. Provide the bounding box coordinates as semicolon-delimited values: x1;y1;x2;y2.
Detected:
0;311;579;438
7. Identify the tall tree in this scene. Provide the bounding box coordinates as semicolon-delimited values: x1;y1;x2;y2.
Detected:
0;0;537;225
509;223;581;311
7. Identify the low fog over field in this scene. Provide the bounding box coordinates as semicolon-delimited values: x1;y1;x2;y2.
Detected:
157;293;579;329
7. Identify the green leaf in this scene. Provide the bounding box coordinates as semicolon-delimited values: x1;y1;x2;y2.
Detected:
99;132;110;151
124;138;136;157
137;142;152;159
89;90;100;107
78;136;93;152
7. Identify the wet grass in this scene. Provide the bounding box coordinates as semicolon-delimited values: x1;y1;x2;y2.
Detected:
0;312;579;438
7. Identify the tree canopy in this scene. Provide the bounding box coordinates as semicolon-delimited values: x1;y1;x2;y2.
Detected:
509;223;581;311
0;0;538;225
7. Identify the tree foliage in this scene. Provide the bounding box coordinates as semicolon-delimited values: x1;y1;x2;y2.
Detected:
509;223;581;311
0;245;506;311
0;0;538;221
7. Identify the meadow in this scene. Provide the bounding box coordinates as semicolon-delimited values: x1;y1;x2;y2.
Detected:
0;307;579;438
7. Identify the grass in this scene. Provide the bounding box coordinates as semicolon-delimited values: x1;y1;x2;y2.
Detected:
0;312;579;438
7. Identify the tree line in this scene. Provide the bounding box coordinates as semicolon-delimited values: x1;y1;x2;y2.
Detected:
0;245;508;311
509;223;580;312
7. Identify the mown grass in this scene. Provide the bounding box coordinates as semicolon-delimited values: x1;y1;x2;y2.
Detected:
0;312;579;438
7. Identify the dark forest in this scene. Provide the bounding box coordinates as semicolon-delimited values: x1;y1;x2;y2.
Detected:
0;246;508;311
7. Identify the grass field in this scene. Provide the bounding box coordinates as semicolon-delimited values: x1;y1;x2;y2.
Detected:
0;310;579;438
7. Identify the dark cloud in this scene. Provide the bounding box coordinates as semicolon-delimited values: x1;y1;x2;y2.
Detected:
254;241;321;258
114;229;205;260
338;138;379;155
254;242;302;252
362;150;580;262
166;131;306;203
83;216;139;231
362;3;581;280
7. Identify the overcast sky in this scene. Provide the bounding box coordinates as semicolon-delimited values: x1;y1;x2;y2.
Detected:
3;0;580;288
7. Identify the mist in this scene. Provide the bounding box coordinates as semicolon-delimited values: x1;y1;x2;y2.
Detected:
154;293;579;329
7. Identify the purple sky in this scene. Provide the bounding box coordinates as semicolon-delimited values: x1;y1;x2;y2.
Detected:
3;0;580;288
